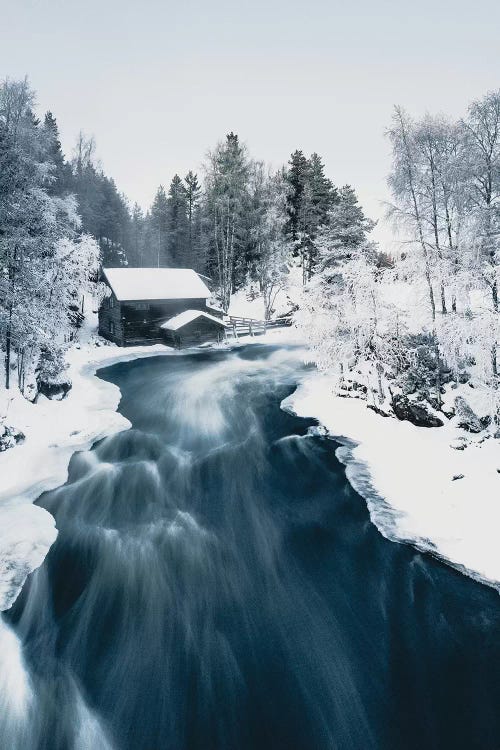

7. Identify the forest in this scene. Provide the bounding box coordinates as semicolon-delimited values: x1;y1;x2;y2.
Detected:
0;76;499;434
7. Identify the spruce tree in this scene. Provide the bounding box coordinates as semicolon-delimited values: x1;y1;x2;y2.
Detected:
285;150;339;281
285;150;310;242
150;185;170;267
43;111;72;196
308;152;337;228
130;203;145;266
185;171;203;267
167;174;189;265
204;132;250;310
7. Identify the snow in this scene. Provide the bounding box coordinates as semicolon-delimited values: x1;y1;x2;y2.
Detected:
283;369;500;591
228;266;303;319
103;267;211;301
160;309;228;331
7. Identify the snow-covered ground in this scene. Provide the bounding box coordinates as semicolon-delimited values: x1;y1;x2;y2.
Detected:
283;370;500;591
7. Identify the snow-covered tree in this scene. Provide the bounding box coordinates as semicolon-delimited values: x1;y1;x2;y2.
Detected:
252;170;292;321
297;187;388;398
0;78;101;395
284;150;337;284
462;91;500;376
204;132;250;311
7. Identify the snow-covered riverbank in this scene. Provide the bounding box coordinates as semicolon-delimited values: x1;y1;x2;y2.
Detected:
0;337;177;611
282;370;500;591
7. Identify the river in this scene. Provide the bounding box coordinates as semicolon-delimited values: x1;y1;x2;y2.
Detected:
2;343;499;749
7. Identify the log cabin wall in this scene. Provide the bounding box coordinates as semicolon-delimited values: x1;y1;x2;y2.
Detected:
121;298;208;345
162;316;226;348
98;292;124;345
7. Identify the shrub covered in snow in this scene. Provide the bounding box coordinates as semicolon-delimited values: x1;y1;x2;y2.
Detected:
0;423;25;452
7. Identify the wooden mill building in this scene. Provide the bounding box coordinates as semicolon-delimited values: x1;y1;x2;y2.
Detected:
99;267;228;347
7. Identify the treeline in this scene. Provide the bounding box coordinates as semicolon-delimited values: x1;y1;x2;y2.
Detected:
2;75;369;397
299;90;500;428
14;92;355;305
68;132;347;305
0;78;101;396
10;95;364;316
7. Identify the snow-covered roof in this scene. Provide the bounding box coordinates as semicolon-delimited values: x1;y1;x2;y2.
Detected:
103;267;211;301
160;309;229;331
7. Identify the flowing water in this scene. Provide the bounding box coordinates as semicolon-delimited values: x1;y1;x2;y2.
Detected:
2;344;499;750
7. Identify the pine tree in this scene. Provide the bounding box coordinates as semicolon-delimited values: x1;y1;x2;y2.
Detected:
236;160;268;287
204;132;250;310
70;132;131;266
130;203;145;266
167;174;189;265
284;151;339;281
97;176;132;265
150;185;170;267
285;150;310;242
42;111;72;195
308;152;337;228
185;171;203;268
325;185;375;254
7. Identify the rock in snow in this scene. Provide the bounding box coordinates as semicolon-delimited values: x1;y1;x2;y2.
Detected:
0;424;25;452
391;394;444;428
454;396;484;433
450;438;467;450
36;379;72;401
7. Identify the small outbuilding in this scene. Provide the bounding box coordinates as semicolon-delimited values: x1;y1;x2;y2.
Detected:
160;309;229;347
99;267;224;346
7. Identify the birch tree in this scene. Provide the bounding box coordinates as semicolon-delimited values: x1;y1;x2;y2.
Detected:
387;106;437;322
463;91;500;376
251;169;291;321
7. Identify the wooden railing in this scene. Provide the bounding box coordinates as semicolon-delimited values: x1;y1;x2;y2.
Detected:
227;315;292;338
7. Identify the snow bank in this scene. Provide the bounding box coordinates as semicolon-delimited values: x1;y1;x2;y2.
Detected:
0;335;175;611
283;370;500;591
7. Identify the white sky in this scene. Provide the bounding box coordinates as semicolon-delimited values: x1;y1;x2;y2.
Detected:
1;0;499;250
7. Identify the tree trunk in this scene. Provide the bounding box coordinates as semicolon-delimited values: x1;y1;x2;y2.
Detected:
5;328;11;390
428;147;447;315
440;283;447;316
493;280;498;378
396;109;436;322
434;337;442;408
376;362;385;404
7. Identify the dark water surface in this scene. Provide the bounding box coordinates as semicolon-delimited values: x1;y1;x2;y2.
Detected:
4;344;500;749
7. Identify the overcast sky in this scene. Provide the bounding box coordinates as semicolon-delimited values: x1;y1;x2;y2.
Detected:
1;0;499;249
